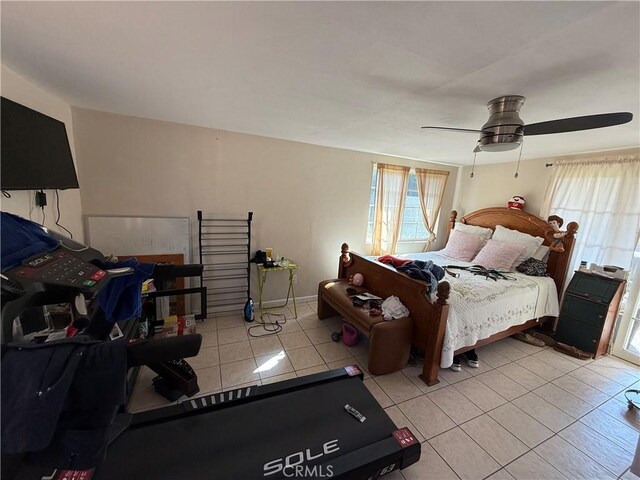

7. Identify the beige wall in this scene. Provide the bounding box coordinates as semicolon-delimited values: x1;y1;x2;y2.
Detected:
0;65;84;241
454;158;551;217
454;147;640;218
71;108;459;301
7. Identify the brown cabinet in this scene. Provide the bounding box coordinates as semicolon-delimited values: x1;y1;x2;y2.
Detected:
555;271;625;358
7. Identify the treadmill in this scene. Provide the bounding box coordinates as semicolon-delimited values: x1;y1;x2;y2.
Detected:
1;217;421;479
94;367;420;480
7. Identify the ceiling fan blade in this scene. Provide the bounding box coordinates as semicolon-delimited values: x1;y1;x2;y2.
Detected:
421;126;482;134
524;112;633;136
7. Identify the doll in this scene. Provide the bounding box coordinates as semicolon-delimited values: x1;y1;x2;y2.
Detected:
547;215;567;252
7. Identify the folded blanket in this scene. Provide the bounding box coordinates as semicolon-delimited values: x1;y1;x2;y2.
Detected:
396;260;445;294
377;255;411;268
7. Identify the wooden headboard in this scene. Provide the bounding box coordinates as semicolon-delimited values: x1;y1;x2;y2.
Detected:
447;207;579;295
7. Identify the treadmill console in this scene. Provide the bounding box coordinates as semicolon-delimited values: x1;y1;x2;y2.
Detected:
9;248;108;292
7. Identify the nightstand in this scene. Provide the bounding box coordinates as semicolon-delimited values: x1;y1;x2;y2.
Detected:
555;271;626;358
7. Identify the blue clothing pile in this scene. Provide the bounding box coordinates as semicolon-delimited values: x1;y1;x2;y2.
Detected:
97;258;155;323
396;260;445;294
1;212;60;270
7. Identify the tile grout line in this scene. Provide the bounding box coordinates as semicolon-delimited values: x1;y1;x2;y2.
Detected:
482;435;567;480
551;413;636;478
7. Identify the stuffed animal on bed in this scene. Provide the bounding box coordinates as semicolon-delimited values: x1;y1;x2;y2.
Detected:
507;195;526;210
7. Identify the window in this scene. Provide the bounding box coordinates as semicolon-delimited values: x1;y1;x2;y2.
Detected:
401;173;431;241
541;156;640;277
366;164;446;244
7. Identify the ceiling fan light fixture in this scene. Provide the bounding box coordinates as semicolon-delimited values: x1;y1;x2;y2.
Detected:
478;132;523;151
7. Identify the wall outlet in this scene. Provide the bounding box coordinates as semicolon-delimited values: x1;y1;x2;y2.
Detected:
293;274;298;286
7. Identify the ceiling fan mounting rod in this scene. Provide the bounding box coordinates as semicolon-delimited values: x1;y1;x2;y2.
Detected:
487;95;526;114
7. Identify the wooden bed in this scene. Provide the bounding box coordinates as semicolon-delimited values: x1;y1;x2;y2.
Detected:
335;207;579;386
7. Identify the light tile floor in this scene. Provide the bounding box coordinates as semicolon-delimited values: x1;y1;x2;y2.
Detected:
129;302;640;480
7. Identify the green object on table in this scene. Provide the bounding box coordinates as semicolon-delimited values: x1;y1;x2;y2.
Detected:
256;262;298;318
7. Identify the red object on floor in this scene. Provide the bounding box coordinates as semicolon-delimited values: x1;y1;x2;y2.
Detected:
376;255;411;268
342;323;359;346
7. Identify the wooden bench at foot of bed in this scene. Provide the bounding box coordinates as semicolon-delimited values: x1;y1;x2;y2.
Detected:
317;278;414;375
318;243;450;384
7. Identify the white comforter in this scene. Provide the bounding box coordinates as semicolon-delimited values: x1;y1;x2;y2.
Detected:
386;252;559;368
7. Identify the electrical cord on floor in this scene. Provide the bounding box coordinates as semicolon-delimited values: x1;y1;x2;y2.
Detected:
625;389;639;410
247;311;287;338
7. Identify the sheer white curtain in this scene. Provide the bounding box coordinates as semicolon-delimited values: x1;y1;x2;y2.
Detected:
372;163;410;255
415;168;449;251
540;156;640;276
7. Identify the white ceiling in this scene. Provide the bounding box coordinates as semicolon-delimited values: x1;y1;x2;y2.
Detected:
2;1;639;165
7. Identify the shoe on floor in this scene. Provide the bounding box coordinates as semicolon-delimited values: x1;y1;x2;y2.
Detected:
450;355;462;372
513;332;546;347
465;351;479;368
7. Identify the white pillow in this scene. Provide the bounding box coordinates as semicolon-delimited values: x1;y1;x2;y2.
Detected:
492;225;544;267
532;245;550;262
454;223;493;242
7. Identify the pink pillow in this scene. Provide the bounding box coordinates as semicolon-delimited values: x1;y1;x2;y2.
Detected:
441;230;486;261
473;239;526;272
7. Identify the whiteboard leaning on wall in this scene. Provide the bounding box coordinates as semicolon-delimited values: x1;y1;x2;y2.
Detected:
85;215;191;262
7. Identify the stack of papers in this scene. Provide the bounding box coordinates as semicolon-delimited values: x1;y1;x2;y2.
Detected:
353;293;382;301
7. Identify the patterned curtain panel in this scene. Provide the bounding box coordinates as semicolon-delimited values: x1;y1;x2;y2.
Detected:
372;163;410;255
540;155;640;276
415;168;450;252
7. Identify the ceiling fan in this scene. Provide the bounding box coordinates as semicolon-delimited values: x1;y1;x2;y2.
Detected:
421;95;633;153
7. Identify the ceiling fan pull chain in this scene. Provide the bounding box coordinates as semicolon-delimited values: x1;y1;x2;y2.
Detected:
470;151;477;178
514;143;524;178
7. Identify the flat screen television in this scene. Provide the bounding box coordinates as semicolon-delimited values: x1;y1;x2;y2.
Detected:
1;96;79;190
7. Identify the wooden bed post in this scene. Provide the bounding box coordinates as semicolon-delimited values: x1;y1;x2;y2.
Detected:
446;210;457;243
419;281;450;386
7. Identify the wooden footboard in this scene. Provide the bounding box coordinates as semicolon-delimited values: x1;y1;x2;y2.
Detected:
338;243;449;385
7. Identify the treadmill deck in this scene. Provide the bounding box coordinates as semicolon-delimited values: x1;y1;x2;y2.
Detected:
96;373;398;479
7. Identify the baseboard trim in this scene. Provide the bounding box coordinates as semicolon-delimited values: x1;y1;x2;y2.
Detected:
202;295;318;318
259;295;317;308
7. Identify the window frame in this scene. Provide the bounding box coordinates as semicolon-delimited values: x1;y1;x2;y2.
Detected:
366;165;436;245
